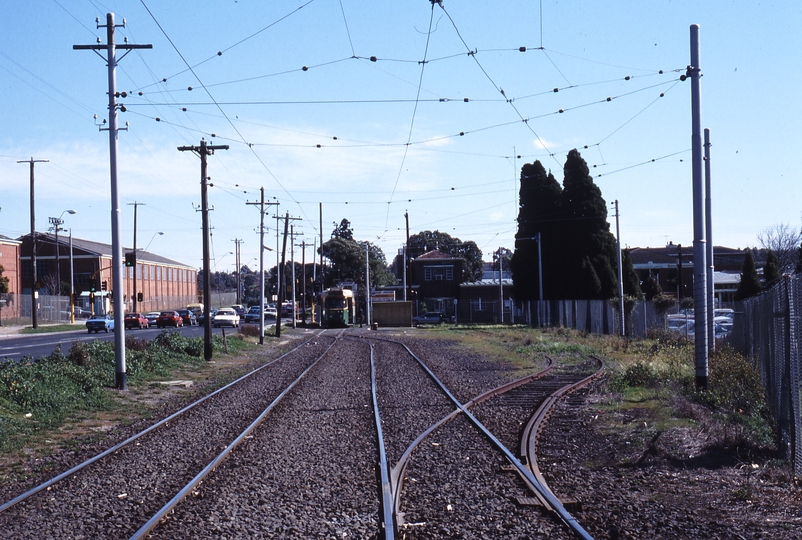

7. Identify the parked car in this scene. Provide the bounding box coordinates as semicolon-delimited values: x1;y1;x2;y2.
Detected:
156;310;184;328
124;312;149;330
244;305;262;323
177;309;197;326
86;313;114;333
197;309;217;325
145;311;161;327
213;308;240;328
231;304;246;319
413;311;445;326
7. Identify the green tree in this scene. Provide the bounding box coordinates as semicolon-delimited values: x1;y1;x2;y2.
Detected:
407;230;483;282
735;249;762;301
0;264;8;294
560;149;618;299
640;273;662;301
763;249;781;288
621;249;643;300
512;150;618;300
510;160;561;301
332;218;353;240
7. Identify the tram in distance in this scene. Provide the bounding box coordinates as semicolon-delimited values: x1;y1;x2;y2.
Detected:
319;288;355;328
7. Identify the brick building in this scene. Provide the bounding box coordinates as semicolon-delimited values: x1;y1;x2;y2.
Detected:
18;233;197;314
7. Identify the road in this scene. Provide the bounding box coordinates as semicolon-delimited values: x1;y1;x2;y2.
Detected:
0;322;273;362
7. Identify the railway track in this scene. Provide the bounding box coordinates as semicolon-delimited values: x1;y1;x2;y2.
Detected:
0;330;336;538
0;330;604;539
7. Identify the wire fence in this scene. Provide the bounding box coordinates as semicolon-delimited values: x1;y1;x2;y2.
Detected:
730;276;801;475
525;286;801;475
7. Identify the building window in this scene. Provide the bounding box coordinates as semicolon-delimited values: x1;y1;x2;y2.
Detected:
424;268;432;281
446;268;454;281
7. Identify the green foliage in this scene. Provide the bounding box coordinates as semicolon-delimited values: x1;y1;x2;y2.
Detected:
331;218;354;240
0;264;9;294
763;249;781;288
641;274;662;301
735;249;762;301
652;294;676;315
0;330;211;453
511;150;618;300
622;249;643;299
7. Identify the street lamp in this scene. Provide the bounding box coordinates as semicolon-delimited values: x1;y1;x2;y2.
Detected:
48;210;76;300
143;231;164;253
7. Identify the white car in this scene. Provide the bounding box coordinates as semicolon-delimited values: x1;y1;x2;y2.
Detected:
213;308;240;328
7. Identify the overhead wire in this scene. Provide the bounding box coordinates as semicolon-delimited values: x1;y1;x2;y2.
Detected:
383;0;437;231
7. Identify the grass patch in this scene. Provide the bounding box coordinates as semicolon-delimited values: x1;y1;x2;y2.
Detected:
0;329;256;455
428;324;777;455
19;324;85;334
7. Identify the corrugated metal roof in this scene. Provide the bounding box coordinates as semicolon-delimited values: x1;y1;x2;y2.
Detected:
18;233;195;269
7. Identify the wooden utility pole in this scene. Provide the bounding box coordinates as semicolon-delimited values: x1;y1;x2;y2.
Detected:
246;189;277;343
18;158;48;328
178;139;228;360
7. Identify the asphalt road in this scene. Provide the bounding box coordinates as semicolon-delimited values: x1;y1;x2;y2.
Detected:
0;322;273;362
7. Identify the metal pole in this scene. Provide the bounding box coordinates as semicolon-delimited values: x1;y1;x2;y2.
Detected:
497;249;503;324
104;13;127;390
365;243;371;327
54;224;61;298
290;225;296;328
615;200;625;336
537;232;543;300
690;24;709;389
704;128;715;352
69;230;74;324
259;188;265;343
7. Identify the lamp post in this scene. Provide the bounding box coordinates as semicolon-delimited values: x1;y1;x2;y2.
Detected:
69;229;75;323
48;210;76;299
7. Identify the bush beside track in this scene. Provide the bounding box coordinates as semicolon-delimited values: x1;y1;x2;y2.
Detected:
0;330;252;454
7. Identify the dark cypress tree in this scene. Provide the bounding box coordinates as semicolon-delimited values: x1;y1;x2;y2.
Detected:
763;249;781;288
735;249;763;301
641;273;662;301
510;160;561;300
621;249;643;299
560;149;618;299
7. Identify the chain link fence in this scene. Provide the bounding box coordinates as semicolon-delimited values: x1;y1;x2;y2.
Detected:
730;276;801;475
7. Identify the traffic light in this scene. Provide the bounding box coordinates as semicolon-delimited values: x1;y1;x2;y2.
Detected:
101;280;108;291
137;292;143;302
125;251;136;267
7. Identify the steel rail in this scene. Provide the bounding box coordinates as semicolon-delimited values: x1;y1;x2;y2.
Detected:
368;342;395;540
389;356;555;499
129;329;345;540
0;330;328;514
373;337;596;540
521;356;605;504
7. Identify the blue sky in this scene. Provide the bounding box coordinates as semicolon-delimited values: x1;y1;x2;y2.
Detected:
2;1;801;274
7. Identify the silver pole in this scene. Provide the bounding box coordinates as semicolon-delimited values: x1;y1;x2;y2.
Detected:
365;243;371;327
105;13;127;390
69;230;75;324
259;188;265;344
704;128;715;352
690;24;708;389
615;200;625;336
